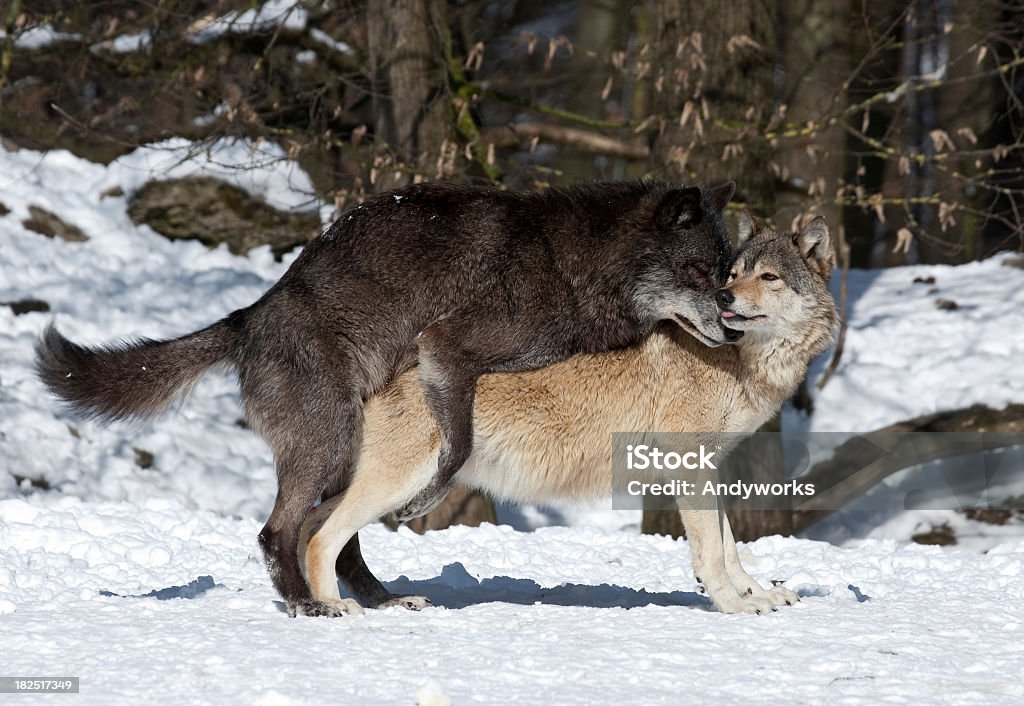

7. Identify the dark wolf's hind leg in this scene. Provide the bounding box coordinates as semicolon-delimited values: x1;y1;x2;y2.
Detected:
394;327;477;521
335;533;431;611
255;380;365;618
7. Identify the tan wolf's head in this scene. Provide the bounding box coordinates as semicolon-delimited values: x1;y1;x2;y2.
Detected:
716;213;838;357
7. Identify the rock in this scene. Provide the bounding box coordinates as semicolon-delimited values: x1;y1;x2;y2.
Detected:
127;176;320;257
4;299;50;315
22;205;89;242
12;474;51;491
133;448;155;470
911;522;957;546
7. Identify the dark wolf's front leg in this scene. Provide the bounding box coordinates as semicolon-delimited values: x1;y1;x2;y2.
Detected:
394;326;478;521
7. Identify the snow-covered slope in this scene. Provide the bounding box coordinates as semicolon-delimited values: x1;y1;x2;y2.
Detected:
2;143;1024;704
0;143;295;516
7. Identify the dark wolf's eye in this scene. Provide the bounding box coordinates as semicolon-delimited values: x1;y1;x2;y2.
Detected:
761;273;780;282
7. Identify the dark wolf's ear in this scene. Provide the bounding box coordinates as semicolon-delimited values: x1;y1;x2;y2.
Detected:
736;209;762;245
705;181;735;213
655;187;704;229
796;216;834;276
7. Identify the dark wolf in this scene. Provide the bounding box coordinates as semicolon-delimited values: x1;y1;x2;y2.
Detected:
36;179;737;616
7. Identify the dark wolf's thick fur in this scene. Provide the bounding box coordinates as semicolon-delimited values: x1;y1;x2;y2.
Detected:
36;179;737;616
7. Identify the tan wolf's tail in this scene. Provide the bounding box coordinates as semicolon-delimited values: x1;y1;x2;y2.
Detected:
35;319;238;424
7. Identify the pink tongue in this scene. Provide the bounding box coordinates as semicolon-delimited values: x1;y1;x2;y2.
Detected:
721;311;737;318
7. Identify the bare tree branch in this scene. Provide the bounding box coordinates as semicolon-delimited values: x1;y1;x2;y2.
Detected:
481;122;649;160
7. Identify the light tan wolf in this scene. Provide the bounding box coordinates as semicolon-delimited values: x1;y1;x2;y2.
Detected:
298;213;837;616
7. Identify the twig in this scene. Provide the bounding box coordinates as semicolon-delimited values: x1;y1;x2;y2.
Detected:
0;0;22;98
459;83;636;130
481;122;649;160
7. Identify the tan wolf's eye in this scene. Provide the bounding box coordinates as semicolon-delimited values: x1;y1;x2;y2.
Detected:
761;272;779;282
727;271;737;282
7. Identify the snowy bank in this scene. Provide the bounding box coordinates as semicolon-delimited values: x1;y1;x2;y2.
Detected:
792;256;1024;433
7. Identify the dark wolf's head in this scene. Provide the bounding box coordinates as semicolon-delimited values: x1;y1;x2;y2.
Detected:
633;181;740;347
716;213;838;357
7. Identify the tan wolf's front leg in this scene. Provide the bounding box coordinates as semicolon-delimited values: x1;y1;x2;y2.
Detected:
721;514;799;607
677;499;777;615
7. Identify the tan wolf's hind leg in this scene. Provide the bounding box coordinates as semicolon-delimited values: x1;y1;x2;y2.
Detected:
299;452;439;613
677;501;777;615
721;514;798;607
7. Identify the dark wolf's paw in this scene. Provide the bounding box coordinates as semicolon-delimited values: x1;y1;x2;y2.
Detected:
288;598;365;618
375;595;432;611
393;480;454;522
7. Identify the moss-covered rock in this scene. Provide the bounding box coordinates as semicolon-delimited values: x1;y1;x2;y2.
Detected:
127;176;320;256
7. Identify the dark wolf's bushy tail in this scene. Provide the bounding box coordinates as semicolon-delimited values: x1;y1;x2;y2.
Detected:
35;320;239;424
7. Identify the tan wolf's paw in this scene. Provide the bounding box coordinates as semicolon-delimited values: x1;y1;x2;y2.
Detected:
290;598;365;618
765;585;799;606
376;595;432;611
714;592;778;615
737;582;799;607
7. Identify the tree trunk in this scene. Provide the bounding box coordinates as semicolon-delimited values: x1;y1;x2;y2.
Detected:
556;0;632;182
912;0;996;264
641;498;684;538
649;0;777;213
366;0;451;189
775;0;850;235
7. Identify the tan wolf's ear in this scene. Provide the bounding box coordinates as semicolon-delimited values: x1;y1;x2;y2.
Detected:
736;209;761;245
705;181;735;213
797;216;834;276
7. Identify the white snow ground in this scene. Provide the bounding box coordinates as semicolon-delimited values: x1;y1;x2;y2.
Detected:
2;143;1023;704
2;496;1023;705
